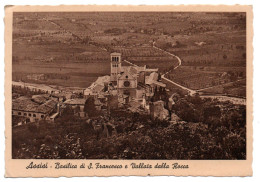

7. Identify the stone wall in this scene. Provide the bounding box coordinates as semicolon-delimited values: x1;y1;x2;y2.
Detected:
150;100;169;120
12;110;47;123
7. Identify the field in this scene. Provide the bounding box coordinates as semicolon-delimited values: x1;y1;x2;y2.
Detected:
13;12;246;94
115;47;178;72
13;12;181;87
11;12;247;162
12;62;110;88
201;79;246;98
164;31;246;67
165;66;246;97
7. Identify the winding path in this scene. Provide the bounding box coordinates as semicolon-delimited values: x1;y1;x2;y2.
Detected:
152;42;197;95
152;42;246;105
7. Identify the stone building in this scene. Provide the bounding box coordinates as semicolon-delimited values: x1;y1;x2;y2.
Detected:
12;96;58;125
149;100;169;120
82;52;167;111
110;52;166;102
63;98;87;118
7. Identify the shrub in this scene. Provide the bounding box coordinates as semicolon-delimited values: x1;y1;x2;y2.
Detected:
44;135;53;144
27;123;38;133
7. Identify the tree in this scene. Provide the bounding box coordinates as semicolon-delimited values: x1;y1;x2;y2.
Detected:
158;73;161;81
84;97;98;117
63;105;74;116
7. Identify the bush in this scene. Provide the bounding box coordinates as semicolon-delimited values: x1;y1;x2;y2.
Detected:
44;135;53;144
27;123;38;133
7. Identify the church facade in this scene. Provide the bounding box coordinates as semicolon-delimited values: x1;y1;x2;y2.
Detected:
110;52;166;102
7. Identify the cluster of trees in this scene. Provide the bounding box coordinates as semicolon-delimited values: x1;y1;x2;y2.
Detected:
44;73;70;80
12;85;47;97
151;86;169;107
104;28;127;35
159;41;187;50
12;94;246;160
172;95;246;133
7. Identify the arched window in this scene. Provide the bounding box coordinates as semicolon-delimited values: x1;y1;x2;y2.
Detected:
41;115;44;119
29;113;32;117
18;112;21;115
33;114;36;117
24;113;27;116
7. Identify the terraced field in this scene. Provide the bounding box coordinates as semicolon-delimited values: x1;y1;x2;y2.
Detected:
13;12;246;94
12;62;110;88
114;47;179;72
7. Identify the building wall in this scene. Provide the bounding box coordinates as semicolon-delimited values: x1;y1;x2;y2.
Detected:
136;89;145;100
12;110;47;123
107;95;118;109
118;78;137;89
149;100;169;120
137;72;146;84
110;54;122;82
118;88;136;99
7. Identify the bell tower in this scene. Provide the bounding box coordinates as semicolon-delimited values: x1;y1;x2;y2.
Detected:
110;52;122;82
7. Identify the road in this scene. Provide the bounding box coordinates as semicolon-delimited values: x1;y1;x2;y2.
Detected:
152;42;197;95
196;79;245;92
123;60;138;67
200;95;246;105
42;18;83;41
152;42;246;105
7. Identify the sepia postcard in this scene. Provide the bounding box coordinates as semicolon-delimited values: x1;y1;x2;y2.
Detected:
5;5;253;177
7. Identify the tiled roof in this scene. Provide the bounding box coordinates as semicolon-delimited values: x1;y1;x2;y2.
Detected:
145;72;158;85
93;84;104;93
13;96;57;114
12;96;40;112
37;104;53;113
64;98;86;105
32;95;49;104
36;99;57;114
129;66;138;75
145;72;166;87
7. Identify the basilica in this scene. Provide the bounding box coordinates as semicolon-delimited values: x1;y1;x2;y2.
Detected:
110;52;166;102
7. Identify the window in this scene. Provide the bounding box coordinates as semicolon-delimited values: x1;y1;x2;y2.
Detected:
126;75;128;79
33;114;36;117
18;112;21;115
41;115;44;119
29;113;32;117
124;81;130;87
24;113;27;116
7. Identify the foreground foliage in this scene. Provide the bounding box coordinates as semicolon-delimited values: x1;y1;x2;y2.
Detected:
12;96;246;160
